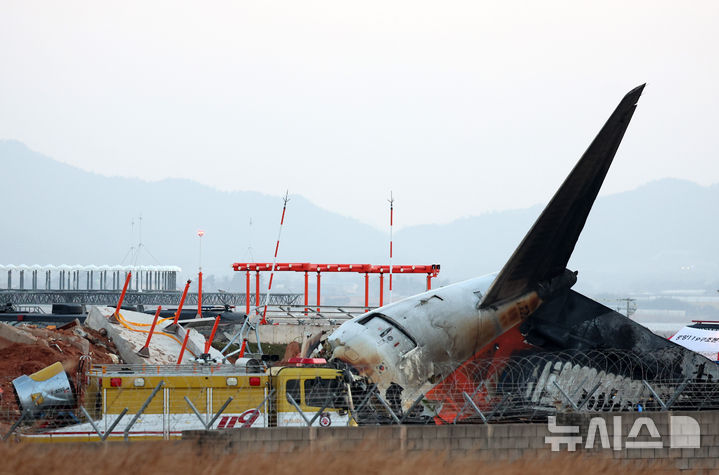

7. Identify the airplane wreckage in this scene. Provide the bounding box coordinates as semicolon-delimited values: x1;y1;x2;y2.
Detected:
320;84;719;422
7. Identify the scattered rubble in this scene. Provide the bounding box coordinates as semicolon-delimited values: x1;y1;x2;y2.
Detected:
86;306;223;364
0;320;119;413
0;304;229;423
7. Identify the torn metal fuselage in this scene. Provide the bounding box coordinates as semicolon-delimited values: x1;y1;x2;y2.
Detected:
328;274;719;417
327;273;542;406
330;85;719;418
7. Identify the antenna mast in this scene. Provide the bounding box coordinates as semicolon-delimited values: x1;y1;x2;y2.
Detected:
136;214;143;266
246;218;255;262
197;229;205;318
388;191;394;304
260;191;290;324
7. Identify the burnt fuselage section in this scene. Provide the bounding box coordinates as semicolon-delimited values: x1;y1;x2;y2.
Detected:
328;273;543;404
329;280;719;414
329;85;718;416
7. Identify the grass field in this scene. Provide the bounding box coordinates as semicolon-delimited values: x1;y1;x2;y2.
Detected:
0;441;672;474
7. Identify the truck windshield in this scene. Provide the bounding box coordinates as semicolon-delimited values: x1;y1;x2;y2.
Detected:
304;377;345;409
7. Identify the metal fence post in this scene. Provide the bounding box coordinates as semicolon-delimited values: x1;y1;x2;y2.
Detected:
553;381;580;411
2;411;28;441
286;394;312;426
642;380;668;410
80;406;129;441
400;393;427;424
123;381;164;441
666;378;691;409
453;380;490;424
576;382;602;410
102;409;129;441
80;406;103;439
205;397;235;429
462;392;488;424
372;392;401;425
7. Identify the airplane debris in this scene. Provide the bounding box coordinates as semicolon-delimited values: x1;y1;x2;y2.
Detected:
326;85;719;416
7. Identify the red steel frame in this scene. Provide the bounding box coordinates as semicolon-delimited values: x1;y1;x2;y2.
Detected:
232;262;440;316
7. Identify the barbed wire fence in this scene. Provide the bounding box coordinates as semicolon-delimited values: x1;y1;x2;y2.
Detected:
399;348;719;424
2;348;719;441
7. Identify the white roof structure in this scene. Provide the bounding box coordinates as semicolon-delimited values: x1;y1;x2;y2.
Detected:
0;264;181;272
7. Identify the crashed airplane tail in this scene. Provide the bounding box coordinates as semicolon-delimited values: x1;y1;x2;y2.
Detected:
326;85;718;423
480;84;644;308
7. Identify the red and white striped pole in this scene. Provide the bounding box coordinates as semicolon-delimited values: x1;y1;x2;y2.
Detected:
197;230;205;319
260;191;289;325
245;270;251;315
388;191;394;304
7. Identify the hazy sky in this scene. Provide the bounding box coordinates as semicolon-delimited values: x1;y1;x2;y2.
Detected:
2;1;718;229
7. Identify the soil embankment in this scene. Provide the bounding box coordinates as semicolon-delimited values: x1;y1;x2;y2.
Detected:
0;321;119;415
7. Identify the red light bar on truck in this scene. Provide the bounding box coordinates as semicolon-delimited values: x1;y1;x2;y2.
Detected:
287;358;327;365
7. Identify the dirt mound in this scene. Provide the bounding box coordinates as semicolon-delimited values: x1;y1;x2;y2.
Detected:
279;341;301;364
0;322;120;414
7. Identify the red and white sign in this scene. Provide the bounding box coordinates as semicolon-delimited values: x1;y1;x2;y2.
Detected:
319;413;332;427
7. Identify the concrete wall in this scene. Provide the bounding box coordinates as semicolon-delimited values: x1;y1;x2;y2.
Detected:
184;411;719;471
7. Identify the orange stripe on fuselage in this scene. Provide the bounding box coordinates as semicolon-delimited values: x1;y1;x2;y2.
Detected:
426;326;535;424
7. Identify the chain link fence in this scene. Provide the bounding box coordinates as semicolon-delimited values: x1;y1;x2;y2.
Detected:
2;364;355;441
2;348;719;441
413;348;719;424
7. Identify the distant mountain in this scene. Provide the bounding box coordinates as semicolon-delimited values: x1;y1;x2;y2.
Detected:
0;140;386;279
395;179;719;294
2;140;717;295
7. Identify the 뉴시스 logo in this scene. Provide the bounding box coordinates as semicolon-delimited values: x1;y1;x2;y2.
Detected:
545;415;700;451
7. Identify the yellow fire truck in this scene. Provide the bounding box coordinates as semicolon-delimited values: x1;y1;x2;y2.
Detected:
21;358;356;442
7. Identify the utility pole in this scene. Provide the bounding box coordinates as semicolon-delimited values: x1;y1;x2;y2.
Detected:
617;297;636;318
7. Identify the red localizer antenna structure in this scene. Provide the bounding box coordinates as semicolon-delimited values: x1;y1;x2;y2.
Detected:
388;191;394;304
260;191;289;325
233;262;441;312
